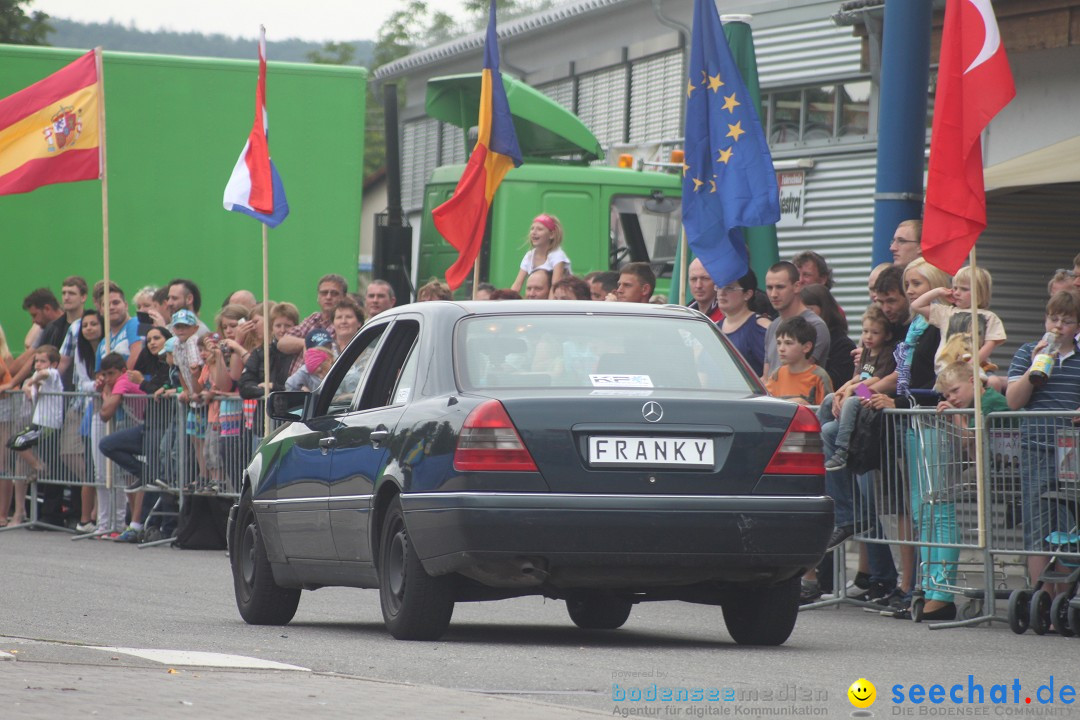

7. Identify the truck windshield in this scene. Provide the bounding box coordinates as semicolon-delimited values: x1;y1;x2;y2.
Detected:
610;194;682;276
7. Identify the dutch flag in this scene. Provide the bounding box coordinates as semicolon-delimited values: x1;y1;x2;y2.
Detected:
223;26;289;228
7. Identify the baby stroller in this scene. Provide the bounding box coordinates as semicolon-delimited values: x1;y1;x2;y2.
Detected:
1007;489;1080;636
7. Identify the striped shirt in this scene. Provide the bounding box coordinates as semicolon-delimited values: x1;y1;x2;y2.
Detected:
1008;340;1080;446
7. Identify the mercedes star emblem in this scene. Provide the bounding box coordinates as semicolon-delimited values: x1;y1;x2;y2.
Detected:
642;401;663;423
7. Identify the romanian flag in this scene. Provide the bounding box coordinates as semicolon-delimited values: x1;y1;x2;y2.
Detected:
0;50;101;196
433;0;522;291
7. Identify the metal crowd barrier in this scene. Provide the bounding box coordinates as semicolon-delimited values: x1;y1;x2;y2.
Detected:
842;406;1080;629
1;390;276;543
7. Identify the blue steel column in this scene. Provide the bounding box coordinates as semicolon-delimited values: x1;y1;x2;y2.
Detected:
871;0;933;266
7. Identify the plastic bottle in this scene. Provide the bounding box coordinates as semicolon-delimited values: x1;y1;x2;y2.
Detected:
1028;331;1060;387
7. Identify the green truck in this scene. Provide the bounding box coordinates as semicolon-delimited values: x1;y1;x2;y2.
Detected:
417;73;683;297
0;44;366;337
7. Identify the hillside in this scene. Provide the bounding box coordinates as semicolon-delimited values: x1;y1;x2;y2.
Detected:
46;18;373;65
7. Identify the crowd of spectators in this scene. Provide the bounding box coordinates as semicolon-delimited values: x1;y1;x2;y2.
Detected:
470;214;1080;621
0;274;397;541
2;221;1079;610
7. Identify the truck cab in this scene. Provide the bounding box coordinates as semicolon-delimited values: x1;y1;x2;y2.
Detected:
418;73;682;296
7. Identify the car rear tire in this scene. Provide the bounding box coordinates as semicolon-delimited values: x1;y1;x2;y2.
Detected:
231;491;300;625
566;593;633;630
378;497;455;640
722;576;800;646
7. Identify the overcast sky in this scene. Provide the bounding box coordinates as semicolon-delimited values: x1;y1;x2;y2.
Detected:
31;0;470;43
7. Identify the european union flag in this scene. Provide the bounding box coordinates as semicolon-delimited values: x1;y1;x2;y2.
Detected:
683;0;780;288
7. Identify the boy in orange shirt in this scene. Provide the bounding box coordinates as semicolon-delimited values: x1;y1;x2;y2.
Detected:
765;316;833;405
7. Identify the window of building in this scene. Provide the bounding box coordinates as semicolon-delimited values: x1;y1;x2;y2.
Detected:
764;78;872;146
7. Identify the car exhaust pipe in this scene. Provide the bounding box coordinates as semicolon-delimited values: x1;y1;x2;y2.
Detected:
520;559;549;583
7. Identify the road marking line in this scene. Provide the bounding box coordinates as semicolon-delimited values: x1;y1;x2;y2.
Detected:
90;647;310;671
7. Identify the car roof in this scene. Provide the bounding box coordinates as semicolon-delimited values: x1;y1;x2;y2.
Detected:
375;300;704;321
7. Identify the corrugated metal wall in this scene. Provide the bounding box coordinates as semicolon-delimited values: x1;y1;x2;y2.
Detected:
629;51;683;141
776;152;878;331
538;78;575;110
401;118;440;212
577;66;630;149
441;122;467;166
755;18;864;89
976;183;1080;365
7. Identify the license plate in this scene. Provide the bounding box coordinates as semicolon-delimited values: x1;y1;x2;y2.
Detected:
588;436;714;468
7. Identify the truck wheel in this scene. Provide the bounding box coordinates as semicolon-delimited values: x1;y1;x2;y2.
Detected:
378;496;455;640
722;576;800;646
566;593;633;630
231;491;300;625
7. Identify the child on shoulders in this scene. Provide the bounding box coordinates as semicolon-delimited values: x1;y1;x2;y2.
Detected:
510;214;571;298
910;265;1005;372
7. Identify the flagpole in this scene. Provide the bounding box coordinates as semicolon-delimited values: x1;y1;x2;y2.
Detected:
95;45;115;497
968;247;986;549
262;223;272;431
96;46;111;355
471;258;480;300
678;234;689;305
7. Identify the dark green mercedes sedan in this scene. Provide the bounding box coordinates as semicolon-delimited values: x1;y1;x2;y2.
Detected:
229;300;832;644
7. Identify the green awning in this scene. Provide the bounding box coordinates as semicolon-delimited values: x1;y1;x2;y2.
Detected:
425;73;603;162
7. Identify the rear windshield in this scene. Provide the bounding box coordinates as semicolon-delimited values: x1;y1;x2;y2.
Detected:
457;314;757;392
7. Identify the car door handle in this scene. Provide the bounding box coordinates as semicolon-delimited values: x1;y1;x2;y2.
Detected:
369;428;390;443
318;437;337;454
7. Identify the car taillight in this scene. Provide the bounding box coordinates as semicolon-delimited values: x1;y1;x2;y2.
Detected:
763;405;824;475
454;399;538;472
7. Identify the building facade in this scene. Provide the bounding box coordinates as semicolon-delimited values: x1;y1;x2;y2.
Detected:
375;0;1080;356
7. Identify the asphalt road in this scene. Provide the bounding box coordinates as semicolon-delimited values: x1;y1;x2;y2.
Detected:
2;528;1079;718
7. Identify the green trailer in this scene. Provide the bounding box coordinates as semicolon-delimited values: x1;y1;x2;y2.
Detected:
418;73;682;297
0;44;365;338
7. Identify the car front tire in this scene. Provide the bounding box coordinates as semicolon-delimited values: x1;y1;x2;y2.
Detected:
566;593;633;630
721;576;800;646
378;496;455;640
231;491;300;625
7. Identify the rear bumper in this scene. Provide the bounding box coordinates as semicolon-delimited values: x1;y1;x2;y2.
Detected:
400;492;833;588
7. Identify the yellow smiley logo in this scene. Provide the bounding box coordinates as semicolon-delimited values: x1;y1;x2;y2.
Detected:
848;678;876;709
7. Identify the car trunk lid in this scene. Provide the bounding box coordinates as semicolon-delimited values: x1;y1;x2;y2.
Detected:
498;390;797;495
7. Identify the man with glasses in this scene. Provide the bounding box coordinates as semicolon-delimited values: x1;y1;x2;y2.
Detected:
889;219;922;267
278;274;349;373
687;258;723;323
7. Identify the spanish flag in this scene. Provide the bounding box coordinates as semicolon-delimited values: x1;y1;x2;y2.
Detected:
433;0;522;291
0;50;101;197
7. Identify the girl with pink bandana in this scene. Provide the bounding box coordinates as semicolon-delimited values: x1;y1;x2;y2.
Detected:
510;214;572;298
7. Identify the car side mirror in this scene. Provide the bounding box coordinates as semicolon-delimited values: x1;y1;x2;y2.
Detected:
268;390;310;422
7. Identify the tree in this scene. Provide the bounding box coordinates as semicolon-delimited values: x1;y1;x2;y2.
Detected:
0;0;52;45
306;41;357;66
365;0;555;178
461;0;518;16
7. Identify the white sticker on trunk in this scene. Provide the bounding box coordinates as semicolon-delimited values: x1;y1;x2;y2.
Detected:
589;374;654;388
589;389;654;397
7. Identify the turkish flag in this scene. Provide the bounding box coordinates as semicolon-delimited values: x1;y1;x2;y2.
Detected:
922;0;1015;275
